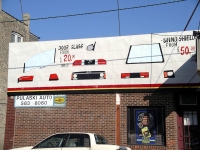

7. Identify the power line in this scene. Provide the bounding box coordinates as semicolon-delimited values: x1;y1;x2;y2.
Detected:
184;0;200;31
116;0;121;36
19;0;23;20
182;72;198;89
0;0;186;23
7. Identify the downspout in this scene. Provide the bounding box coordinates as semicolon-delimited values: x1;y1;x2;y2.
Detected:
116;93;120;145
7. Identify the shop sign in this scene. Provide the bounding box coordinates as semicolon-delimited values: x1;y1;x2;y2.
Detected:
7;31;199;93
14;95;66;108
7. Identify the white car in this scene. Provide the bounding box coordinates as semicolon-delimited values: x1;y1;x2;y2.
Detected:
10;132;131;150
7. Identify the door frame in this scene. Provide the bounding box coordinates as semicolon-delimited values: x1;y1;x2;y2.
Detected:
176;93;200;150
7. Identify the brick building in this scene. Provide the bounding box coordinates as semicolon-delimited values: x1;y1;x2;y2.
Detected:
0;3;39;150
4;27;200;150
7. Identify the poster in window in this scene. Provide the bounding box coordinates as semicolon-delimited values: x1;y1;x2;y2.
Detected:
135;109;156;144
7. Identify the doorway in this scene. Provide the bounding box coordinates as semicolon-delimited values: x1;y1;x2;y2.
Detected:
177;94;200;150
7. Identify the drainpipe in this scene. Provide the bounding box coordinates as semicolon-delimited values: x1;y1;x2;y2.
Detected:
116;93;120;145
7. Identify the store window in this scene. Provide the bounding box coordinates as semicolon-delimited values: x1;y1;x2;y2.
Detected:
127;107;165;145
180;94;197;105
11;32;23;43
183;111;198;125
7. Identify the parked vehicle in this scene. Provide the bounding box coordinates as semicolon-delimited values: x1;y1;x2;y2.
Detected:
10;132;131;150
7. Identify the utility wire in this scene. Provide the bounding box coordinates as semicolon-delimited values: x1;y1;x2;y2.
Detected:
116;0;121;36
0;0;186;23
19;0;23;20
182;72;198;89
184;0;200;31
152;0;200;89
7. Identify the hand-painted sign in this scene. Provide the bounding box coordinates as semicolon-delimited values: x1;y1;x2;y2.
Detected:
7;31;199;93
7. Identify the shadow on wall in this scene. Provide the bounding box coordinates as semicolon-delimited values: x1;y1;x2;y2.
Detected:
142;53;199;147
125;53;199;148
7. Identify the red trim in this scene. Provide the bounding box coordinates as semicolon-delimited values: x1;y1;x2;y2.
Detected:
7;83;200;92
177;112;184;150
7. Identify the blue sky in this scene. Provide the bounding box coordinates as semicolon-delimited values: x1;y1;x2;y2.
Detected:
2;0;200;41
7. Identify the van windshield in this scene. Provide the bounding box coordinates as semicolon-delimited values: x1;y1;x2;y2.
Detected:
126;43;164;64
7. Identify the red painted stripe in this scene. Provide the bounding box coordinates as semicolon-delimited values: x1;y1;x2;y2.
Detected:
7;83;200;92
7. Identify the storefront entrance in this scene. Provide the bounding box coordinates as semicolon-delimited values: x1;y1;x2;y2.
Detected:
177;94;200;150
